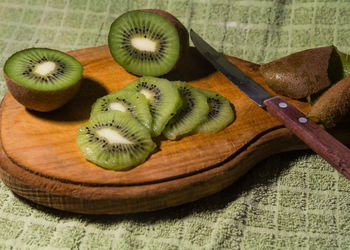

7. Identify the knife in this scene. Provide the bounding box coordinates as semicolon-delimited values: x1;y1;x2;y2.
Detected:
190;29;350;179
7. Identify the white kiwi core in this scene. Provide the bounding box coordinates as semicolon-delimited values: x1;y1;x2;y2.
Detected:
96;128;133;144
109;102;127;112
139;89;154;101
131;37;157;52
34;61;57;76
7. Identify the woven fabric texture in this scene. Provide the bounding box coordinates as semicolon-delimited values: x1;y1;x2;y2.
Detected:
1;0;350;249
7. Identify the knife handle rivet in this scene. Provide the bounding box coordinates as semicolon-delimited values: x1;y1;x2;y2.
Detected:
298;117;308;123
278;102;288;108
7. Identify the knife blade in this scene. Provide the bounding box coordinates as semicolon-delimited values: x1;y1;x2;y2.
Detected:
190;29;350;179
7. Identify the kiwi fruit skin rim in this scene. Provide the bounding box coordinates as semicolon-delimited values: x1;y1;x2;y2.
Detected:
4;72;82;112
3;48;83;112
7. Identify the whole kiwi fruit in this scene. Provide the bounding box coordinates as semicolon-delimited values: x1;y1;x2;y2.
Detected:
309;76;350;128
260;46;343;99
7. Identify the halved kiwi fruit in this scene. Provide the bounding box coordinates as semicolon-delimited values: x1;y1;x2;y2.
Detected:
76;111;156;170
90;89;152;130
3;48;83;112
260;46;343;99
162;82;209;140
124;76;182;137
309;76;350;128
108;9;189;76
195;89;235;133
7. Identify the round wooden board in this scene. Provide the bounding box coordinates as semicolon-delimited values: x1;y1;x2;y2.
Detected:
0;45;349;214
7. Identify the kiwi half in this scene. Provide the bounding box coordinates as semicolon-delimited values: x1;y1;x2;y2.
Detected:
108;9;189;76
3;48;83;112
162;82;209;140
90;89;152;130
309;76;350;128
124;76;182;137
260;46;343;99
195;89;235;133
76;111;156;170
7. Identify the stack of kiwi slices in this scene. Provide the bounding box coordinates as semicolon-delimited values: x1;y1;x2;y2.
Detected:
3;48;83;112
108;9;189;76
76;77;235;171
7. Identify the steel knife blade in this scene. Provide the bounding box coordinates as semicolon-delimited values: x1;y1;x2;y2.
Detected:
190;29;350;179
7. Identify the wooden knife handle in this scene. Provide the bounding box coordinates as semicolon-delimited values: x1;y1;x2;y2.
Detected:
264;96;350;179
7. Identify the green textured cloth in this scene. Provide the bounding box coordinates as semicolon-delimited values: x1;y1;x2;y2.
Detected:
1;0;350;249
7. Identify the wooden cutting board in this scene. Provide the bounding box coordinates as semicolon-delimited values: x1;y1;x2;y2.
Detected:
0;45;349;214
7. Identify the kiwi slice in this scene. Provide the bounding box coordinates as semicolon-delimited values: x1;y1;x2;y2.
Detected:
3;48;83;112
260;46;343;99
195;89;235;133
162;82;209;140
308;76;350;128
108;9;189;76
90;89;152;130
76;111;156;170
124;76;182;137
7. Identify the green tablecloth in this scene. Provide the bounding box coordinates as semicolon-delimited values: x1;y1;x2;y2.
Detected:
1;0;350;249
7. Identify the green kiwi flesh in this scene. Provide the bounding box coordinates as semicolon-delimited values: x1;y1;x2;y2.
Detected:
124;76;182;137
260;46;343;99
76;111;156;170
108;9;188;76
195;89;235;133
90;89;152;131
3;48;83;111
337;49;350;78
308;76;350;128
162;82;209;140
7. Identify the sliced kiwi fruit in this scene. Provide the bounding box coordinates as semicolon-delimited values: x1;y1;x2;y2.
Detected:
260;46;343;99
90;89;152;130
162;82;209;140
108;9;189;76
195;89;235;133
3;48;83;112
76;111;156;170
124;76;182;137
308;76;350;128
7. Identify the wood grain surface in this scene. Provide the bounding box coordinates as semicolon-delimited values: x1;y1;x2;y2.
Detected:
0;45;349;214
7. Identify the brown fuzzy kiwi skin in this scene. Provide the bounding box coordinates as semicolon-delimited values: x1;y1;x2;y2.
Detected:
308;76;350;128
4;71;82;112
143;9;189;73
260;46;343;99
